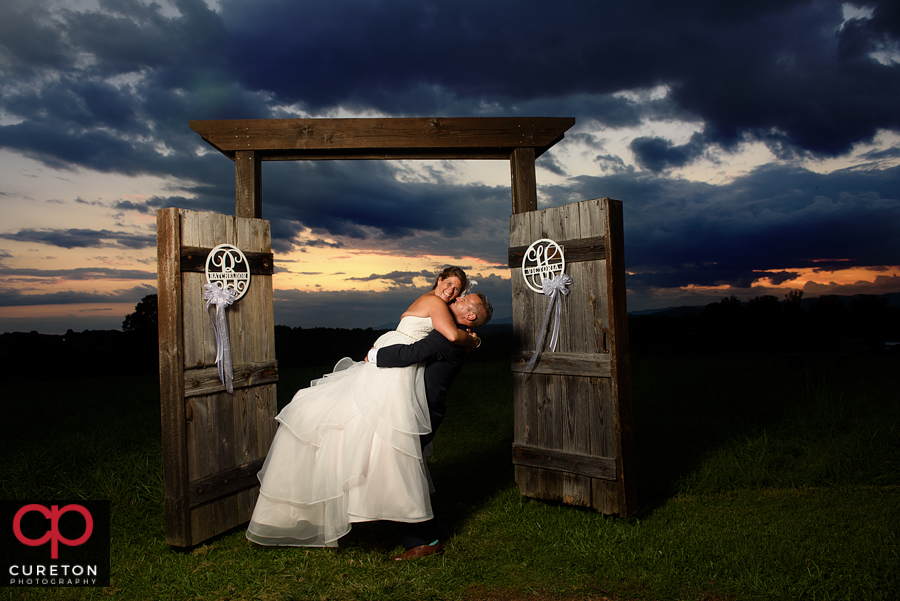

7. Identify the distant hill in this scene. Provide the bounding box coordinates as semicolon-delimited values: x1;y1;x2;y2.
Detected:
629;292;900;318
628;306;705;317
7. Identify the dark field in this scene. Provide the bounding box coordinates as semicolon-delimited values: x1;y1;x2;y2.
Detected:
2;333;898;600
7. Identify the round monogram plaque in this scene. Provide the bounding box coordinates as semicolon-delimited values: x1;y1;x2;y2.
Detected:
205;244;250;301
521;238;565;293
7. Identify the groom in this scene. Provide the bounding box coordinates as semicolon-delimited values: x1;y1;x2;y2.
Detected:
367;291;493;560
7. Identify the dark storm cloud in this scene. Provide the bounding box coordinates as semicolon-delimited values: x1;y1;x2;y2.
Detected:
0;0;898;325
345;270;435;286
630;133;710;172
2;0;897;175
547;162;900;293
0;283;155;307
0;265;156;281
222;0;900;157
260;160;513;259
0;228;157;249
273;273;510;329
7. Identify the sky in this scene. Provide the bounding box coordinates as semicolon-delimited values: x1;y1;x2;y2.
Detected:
1;0;898;333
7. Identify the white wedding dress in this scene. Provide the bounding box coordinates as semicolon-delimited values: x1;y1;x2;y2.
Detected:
246;316;435;547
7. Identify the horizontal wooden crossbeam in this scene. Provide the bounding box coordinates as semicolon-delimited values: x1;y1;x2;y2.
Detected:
183;360;279;398
180;246;275;275
512;444;617;481
511;351;611;377
507;235;606;268
189;459;265;509
189;117;575;160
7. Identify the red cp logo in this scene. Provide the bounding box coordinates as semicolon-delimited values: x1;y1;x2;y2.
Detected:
13;504;94;559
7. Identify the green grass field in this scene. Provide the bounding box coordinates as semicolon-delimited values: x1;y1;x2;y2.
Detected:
2;355;898;600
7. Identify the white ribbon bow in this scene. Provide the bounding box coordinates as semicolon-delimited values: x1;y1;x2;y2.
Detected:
523;273;573;373
203;282;239;393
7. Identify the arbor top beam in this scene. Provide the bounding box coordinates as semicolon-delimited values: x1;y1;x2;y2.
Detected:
189;117;575;161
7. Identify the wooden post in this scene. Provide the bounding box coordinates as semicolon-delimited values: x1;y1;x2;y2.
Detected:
157;208;191;546
235;150;262;219
510;147;537;214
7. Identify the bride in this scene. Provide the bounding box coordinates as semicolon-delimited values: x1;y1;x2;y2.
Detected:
246;267;478;547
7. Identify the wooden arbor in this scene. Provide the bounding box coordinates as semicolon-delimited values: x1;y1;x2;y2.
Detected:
188;117;573;218
164;117;634;547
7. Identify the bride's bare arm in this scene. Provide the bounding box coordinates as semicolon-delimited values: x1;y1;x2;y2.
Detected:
403;294;477;348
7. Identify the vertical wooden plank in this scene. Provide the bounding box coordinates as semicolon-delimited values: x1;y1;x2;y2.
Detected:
178;209;213;545
211;388;239;535
604;198;637;516
181;211;204;370
252;219;278;463
557;203;593;507
576;199;616;512
194;210;221;542
229;216;248;369
232;216;254;469
188;397;215;545
589;376;616;513
510;147;537;214
577;199;607;355
157;208;191;547
516;207;542;498
236;486;259;528
543;204;572;503
234;384;253;468
235;150;262;219
257;384;277;459
242;216;274;526
511;208;535;495
545;203;592;506
241;218;276;463
528;208;567;502
201;213;241;535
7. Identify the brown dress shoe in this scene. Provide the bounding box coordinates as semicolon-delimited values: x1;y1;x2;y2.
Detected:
391;542;443;561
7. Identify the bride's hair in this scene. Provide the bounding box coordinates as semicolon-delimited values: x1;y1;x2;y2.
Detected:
432;266;467;292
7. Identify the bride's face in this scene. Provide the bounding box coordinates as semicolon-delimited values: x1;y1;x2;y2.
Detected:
434;276;463;303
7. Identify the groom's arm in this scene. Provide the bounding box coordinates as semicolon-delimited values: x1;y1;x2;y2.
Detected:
376;329;459;368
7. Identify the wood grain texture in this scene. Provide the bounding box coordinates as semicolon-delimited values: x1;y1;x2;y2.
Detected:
190;117;575;159
510;147;537;214
235;150;262;219
180;247;274;275
604;198;638;517
510;352;612;377
189;458;265;508
158;208;279;547
512;445;617;480
507;235;606;268
509;198;636;516
157;208;191;547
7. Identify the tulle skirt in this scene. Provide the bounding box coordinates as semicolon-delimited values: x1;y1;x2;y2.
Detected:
246;329;432;547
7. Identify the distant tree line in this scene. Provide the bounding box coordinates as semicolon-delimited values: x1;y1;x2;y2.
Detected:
628;292;900;358
3;292;896;380
0;295;514;379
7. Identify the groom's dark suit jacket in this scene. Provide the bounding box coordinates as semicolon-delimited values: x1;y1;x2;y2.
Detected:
376;328;467;448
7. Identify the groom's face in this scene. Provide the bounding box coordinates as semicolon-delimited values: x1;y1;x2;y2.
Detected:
450;294;483;326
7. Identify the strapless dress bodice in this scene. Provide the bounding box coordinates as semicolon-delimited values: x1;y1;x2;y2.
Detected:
395;316;434;342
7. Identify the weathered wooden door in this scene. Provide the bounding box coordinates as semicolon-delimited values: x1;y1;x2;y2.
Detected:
509;197;636;516
157;208;278;547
